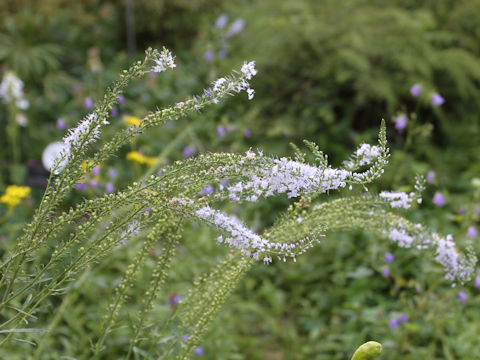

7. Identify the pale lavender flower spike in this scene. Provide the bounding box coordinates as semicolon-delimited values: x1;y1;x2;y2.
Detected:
152;48;176;73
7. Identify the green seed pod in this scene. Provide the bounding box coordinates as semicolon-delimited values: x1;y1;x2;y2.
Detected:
351;341;382;360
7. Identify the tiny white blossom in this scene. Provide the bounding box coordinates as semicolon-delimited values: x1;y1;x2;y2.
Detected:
152;49;176;73
241;61;257;80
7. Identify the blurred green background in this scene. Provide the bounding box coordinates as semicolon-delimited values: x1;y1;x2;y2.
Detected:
0;0;480;358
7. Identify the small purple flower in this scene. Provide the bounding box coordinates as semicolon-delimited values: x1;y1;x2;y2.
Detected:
105;182;114;194
56;118;66;130
475;207;480;216
389;319;399;329
382;266;390;278
204;50;213;62
394;114;408;132
91;166;100;176
89;180;99;188
474;276;480;290
217;125;226;137
204;88;213;99
458;291;468;302
384;252;394;263
397;314;409;323
110;107;118;116
467;226;477;238
83;97;94;109
182;334;189;342
243;129;251;138
202;184;214;195
183;145;197;158
75;182;88;191
432;192;446;207
226;18;245;38
215;14;228;29
432;93;445;107
193;346;204;356
117;94;125;106
410;84;421;97
167;294;183;306
220;178;229;190
458;206;465;215
108;168;118;179
426;171;435;184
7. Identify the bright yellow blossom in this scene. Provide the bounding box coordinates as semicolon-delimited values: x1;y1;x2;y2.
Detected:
126;151;157;167
123;115;141;127
0;185;31;208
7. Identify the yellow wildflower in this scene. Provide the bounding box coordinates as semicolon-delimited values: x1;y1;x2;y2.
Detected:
0;185;31;208
123;115;141;127
126;151;157;167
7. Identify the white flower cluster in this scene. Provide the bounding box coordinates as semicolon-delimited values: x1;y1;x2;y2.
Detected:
62;113;108;159
0;71;29;109
195;205;298;257
119;220;141;246
210;61;257;102
151;48;176;73
228;152;350;202
387;224;475;283
343;143;380;170
379;191;415;209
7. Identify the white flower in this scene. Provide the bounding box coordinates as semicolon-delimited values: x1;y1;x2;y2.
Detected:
241;61;257;80
379;191;414;209
152;48;176;73
0;71;29;110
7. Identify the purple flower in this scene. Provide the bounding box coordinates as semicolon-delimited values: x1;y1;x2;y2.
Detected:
183;145;197;158
389;319;399;329
204;50;213;62
410;84;421;97
220;178;229;190
56;118;66;130
475;207;480;216
432;192;446;207
474;276;480;290
394;114;408;132
226;18;245;38
243;129;251;138
83;97;94;109
215;14;228;29
91;166;100;176
193;346;204;356
467;226;477;238
382;266;390;278
167;294;183;306
105;182;114;194
217;125;226;137
117;94;125;107
110;107;118;116
89;180;99;188
202;184;214;195
426;171;435;184
75;182;88;191
458;291;468;302
432;93;445;107
397;314;409;323
384;252;394;263
204;88;213;99
458;206;465;215
182;334;189;342
108;168;118;179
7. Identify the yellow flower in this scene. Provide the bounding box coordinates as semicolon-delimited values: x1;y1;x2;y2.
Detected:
0;185;31;208
123;115;141;127
126;151;157;167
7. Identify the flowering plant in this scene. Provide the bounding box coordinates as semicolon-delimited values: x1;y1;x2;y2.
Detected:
0;48;475;359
